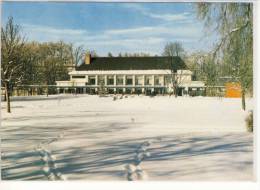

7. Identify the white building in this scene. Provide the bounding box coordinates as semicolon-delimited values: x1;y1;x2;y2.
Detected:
56;54;205;96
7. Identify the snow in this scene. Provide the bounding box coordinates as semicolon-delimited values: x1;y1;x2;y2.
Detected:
1;95;254;180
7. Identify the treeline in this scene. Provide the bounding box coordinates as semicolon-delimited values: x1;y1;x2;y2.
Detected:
186;52;231;86
186;50;253;98
195;3;253;110
108;52;152;57
1;19;85;88
1;17;87;112
21;41;73;86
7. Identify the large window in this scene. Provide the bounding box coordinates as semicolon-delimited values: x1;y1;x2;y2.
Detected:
135;76;143;85
155;78;160;85
89;77;96;85
155;76;161;86
98;76;105;85
117;76;124;85
107;77;114;85
145;76;152;85
126;76;133;85
165;76;172;85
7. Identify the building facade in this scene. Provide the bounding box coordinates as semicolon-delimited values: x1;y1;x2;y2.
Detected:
56;55;205;96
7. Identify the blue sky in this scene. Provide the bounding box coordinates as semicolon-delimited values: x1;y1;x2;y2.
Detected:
2;2;218;56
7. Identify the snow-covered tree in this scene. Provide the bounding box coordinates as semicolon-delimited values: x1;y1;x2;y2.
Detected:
1;17;26;113
196;3;253;110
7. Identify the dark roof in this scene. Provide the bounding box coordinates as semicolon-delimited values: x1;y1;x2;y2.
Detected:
76;56;186;72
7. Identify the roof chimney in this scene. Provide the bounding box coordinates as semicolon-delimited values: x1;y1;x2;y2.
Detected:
85;53;91;65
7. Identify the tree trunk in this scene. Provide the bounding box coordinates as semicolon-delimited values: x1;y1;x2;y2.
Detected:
242;89;246;111
174;86;178;98
46;83;49;97
4;82;11;113
3;91;7;101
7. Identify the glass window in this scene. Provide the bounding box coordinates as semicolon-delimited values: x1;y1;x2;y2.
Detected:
135;76;143;85
165;76;172;85
89;77;96;85
155;78;159;85
98;76;105;85
108;78;114;85
145;76;152;85
117;76;124;85
126;78;133;85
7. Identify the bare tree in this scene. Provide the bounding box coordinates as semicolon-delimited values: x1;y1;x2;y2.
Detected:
163;42;186;97
163;42;185;58
107;52;113;57
22;42;43;86
1;17;26;113
70;44;84;66
85;49;98;57
167;68;187;97
116;52;151;57
196;3;253;110
38;42;71;96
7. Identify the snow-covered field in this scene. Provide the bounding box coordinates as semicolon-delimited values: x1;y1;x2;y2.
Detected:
1;95;254;181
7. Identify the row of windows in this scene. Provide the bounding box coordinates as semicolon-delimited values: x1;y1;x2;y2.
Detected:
72;75;173;86
87;78;168;86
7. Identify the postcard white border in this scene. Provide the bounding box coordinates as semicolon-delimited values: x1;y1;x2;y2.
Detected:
0;1;259;190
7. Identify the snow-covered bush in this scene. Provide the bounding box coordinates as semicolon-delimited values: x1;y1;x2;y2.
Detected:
245;110;253;132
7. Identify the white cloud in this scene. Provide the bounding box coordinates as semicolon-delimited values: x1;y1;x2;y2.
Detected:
148;12;191;21
22;24;87;36
106;26;155;35
122;4;192;22
21;24;89;43
121;4;147;13
20;21;210;56
17;3;207;56
91;37;165;47
105;24;201;39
